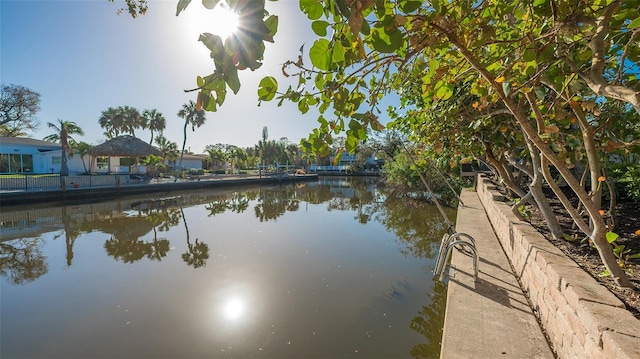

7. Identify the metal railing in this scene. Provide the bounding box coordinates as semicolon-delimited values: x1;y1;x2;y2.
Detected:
433;232;478;282
0;173;144;192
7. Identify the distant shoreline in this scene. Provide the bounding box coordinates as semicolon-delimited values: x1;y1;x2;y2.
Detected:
0;174;319;207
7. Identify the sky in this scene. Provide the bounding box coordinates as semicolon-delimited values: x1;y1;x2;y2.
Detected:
1;0;350;153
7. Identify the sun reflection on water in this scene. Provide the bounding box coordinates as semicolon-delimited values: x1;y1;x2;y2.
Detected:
222;297;246;321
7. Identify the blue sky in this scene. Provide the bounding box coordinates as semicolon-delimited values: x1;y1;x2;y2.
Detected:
1;0;336;152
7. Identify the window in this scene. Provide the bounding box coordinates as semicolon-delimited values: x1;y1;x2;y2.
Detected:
0;154;8;173
9;154;21;172
96;156;109;170
119;157;136;166
0;154;34;172
52;156;61;165
21;155;33;172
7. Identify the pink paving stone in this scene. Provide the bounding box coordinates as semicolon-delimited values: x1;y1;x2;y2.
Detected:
575;300;640;339
602;330;640;359
562;278;625;310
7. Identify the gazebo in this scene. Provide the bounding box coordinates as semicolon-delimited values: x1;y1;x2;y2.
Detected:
88;135;162;174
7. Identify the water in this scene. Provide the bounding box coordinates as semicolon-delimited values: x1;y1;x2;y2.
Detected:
1;177;455;358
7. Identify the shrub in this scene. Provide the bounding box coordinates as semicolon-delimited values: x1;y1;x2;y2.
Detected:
607;163;640;201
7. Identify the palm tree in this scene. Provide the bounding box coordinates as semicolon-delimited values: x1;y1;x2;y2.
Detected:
176;101;206;174
155;134;179;161
43;119;84;176
257;126;269;176
119;106;142;137
70;141;93;174
98;107;124;138
207;148;227;172
142;109;166;145
98;106;143;138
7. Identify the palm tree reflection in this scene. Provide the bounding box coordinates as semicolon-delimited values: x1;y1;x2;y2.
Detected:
254;187;299;222
181;238;209;269
180;207;209;268
0;238;48;285
102;208;174;263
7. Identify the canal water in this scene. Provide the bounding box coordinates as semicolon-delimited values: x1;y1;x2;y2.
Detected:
1;177;455;358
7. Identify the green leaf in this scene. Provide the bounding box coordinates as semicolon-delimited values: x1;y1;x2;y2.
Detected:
215;88;226;105
432;0;442;13
310;39;332;70
627;253;640;259
223;68;241;94
299;0;323;20
628;17;640;29
346;135;357;153
563;233;576;241
502;81;511;96
311;20;330;36
523;49;536;62
606;231;619;243
332;41;346;64
202;0;220;10
524;61;536;76
576;49;592;62
199;33;224;60
200;92;217;112
434;82;453;100
298;98;310;114
370;28;403;53
348;119;362;132
258;76;278;101
176;0;192;16
399;0;422;13
264;15;279;37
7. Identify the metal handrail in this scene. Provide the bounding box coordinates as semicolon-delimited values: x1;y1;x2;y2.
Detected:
434;232;478;282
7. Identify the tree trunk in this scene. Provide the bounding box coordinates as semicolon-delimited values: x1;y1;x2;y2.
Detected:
60;150;69;176
176;119;188;182
523;132;564;240
448;34;632;287
483;142;528;199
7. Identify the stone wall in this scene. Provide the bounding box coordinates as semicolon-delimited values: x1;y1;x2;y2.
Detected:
476;176;640;359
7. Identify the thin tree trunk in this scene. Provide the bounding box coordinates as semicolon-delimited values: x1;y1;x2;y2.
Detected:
448;33;632;287
176;119;188;182
483;142;528;199
523;132;564;240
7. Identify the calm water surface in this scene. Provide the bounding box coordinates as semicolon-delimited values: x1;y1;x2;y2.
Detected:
1;177;455;358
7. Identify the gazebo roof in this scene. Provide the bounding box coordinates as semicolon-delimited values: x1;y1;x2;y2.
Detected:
88;135;162;157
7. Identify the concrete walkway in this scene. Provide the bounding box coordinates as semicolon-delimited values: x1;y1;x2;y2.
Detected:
440;189;554;358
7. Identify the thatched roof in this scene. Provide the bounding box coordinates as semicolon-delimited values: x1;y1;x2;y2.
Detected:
88;135;162;157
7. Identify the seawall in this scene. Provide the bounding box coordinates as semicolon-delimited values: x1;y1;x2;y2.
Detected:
475;176;640;358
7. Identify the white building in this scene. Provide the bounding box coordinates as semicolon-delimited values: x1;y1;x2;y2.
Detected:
167;154;206;170
0;137;88;174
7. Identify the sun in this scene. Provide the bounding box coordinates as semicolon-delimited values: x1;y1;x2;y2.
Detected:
184;3;239;41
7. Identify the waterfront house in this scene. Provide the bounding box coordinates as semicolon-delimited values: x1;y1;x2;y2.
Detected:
0;136;88;174
167;153;206;171
87;135;163;174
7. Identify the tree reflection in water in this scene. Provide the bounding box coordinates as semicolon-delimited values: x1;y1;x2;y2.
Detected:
182;238;209;269
205;191;252;217
102;205;177;264
409;281;448;358
0;238;48;285
59;206;85;267
254;187;300;222
180;207;209;268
